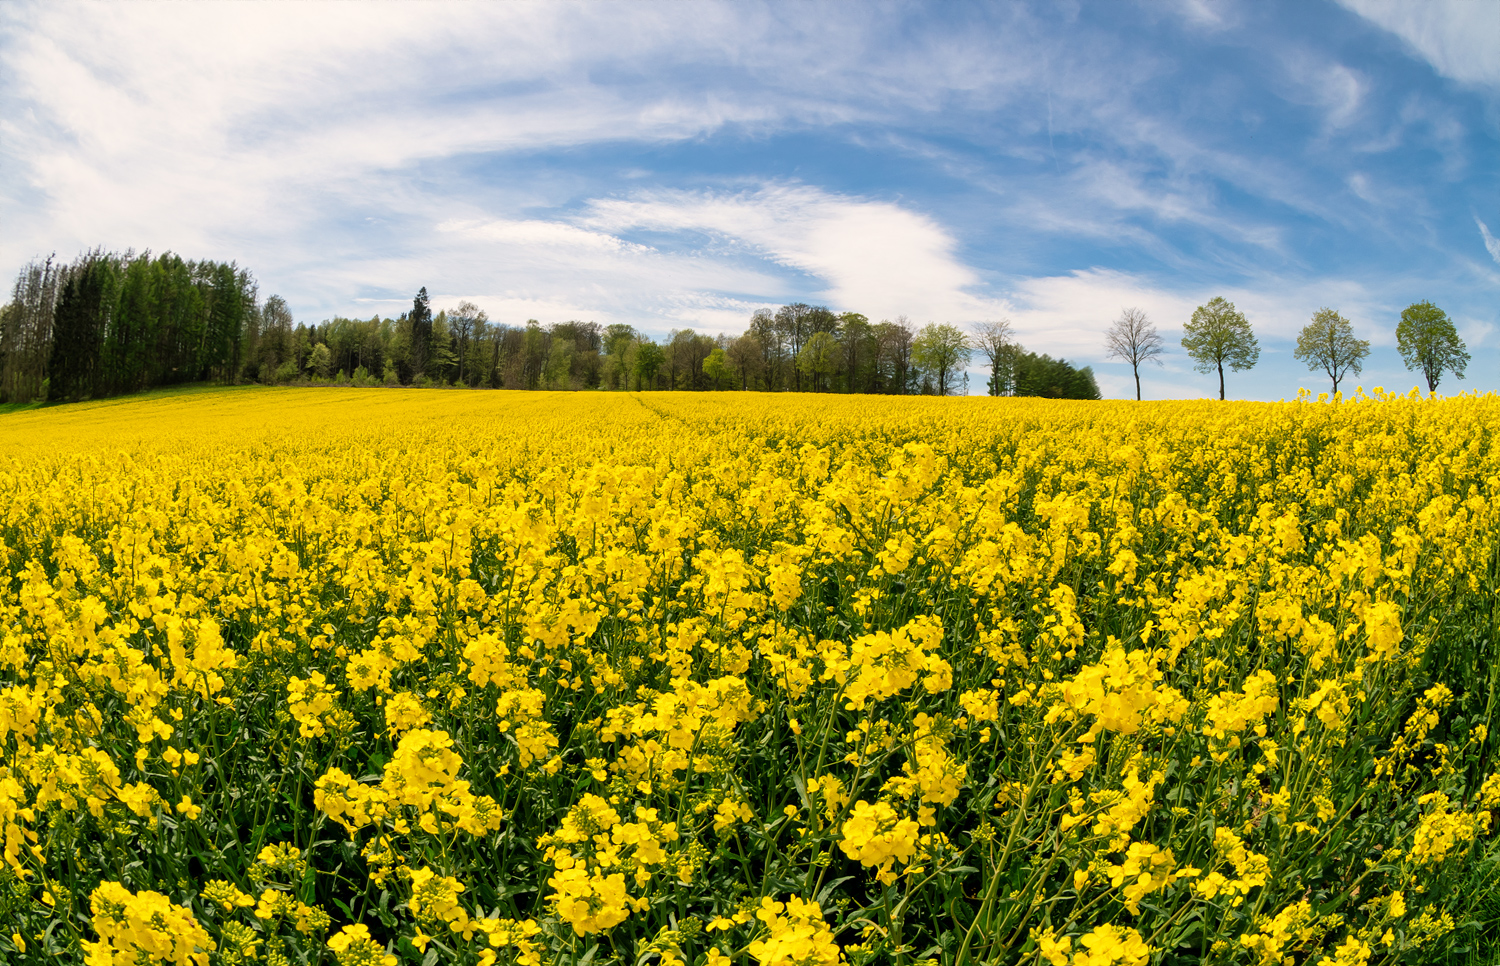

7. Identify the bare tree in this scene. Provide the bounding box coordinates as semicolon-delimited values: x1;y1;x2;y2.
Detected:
1104;307;1164;400
749;309;783;390
875;316;916;394
971;319;1015;396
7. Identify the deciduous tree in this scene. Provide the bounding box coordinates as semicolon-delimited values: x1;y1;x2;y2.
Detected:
875;317;916;394
912;323;971;396
1182;296;1258;400
796;331;839;391
702;346;729;389
631;338;663;390
749;309;784;391
971;319;1016;397
1294;308;1369;396
838;312;871;392
1103;308;1163;401
726;333;763;390
448;300;486;386
1396;301;1468;393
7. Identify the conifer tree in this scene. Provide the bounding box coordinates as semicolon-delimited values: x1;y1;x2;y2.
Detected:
409;287;433;382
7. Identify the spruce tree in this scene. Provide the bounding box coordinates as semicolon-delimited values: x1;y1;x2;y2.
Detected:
409;287;433;382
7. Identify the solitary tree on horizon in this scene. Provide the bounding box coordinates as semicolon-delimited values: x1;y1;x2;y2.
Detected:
1294;307;1368;395
1396;301;1468;393
1103;307;1164;400
1182;296;1258;400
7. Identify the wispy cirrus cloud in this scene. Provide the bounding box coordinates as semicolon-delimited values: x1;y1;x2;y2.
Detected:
1477;216;1500;267
1334;0;1500;88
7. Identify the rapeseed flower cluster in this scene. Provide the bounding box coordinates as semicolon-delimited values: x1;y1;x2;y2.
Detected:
0;386;1495;965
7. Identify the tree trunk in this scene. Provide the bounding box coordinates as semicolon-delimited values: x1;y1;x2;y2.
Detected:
1134;368;1141;401
1218;363;1225;400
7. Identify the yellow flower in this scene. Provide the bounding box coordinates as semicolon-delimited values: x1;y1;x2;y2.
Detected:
84;881;215;966
547;867;637;935
201;880;255;912
838;800;919;883
747;897;841;966
327;923;397;966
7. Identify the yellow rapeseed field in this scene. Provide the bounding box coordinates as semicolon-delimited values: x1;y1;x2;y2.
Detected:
1;386;1497;966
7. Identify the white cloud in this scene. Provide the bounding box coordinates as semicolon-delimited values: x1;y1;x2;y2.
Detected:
319;216;790;335
582;185;1007;324
1003;269;1195;354
1477;216;1500;266
1336;0;1500;87
1315;63;1368;131
0;4;782;269
0;0;1059;305
436;219;651;255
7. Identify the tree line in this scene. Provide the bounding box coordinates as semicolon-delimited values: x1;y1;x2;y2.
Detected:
285;298;1099;398
1102;296;1472;400
2;252;1103;401
32;249;1461;405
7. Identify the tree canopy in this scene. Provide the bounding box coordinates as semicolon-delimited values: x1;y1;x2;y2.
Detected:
1396;301;1468;393
1012;351;1100;400
1294;308;1369;396
911;323;971;396
5;249;255;404
971;319;1016;397
1182;296;1259;400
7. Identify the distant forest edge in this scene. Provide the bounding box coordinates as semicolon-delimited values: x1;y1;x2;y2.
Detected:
1;249;1100;404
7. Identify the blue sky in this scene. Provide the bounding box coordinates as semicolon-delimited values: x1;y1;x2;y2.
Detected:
1;0;1496;399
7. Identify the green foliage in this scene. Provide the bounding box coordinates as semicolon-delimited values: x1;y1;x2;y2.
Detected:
702;346;730;388
309;343;332;380
1010;351;1100;400
1396;302;1469;393
632;339;664;389
4;249;256;405
797;332;840;390
1182;297;1259;400
911;323;972;396
1293;308;1369;396
409;287;433;378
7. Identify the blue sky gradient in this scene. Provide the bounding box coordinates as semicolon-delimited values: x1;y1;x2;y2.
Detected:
2;0;1496;398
